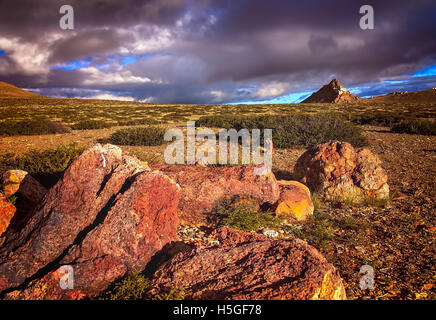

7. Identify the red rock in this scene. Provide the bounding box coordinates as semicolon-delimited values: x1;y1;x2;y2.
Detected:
293;141;389;203
0;144;180;299
149;227;346;300
150;164;280;224
211;226;266;245
0;194;16;237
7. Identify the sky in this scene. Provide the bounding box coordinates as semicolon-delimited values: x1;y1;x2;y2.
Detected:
0;0;435;104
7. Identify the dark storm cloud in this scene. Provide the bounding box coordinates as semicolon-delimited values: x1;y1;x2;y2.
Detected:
0;0;435;103
48;30;123;63
0;0;187;38
186;0;436;84
308;35;338;54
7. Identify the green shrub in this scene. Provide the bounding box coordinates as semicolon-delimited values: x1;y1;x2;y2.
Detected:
109;127;166;146
0;120;71;136
0;144;84;188
290;211;334;249
197;114;367;148
391;119;436;135
100;272;151;300
117;118;158;126
99;272;189;300
349;112;405;126
153;287;190;300
216;201;280;232
71;120;114;130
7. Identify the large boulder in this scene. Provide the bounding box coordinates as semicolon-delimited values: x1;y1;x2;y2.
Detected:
0;194;16;237
273;180;314;221
0;144;181;299
149;227;346;300
293;141;389;203
150;165;280;224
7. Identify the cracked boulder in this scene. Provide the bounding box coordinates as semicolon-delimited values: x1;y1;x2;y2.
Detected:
149;227;346;300
293;141;389;203
150;164;280;224
0;144;181;299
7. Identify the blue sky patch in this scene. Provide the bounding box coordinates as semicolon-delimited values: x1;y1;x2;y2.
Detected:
120;56;137;66
54;58;92;71
412;64;436;77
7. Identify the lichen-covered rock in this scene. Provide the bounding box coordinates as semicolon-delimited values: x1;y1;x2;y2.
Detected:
293;141;389;203
0;144;181;299
2;170;47;204
0;194;16;237
149;227;346;300
274;180;314;221
150;165;280;224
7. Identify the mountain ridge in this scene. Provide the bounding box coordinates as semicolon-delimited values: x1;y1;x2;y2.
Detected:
301;79;361;103
0;80;435;103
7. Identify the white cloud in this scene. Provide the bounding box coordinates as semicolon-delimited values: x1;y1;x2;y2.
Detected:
120;25;175;54
209;90;226;102
80;66;153;85
84;93;135;101
252;81;288;98
0;33;68;76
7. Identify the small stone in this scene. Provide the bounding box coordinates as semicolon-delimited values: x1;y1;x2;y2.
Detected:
262;229;279;238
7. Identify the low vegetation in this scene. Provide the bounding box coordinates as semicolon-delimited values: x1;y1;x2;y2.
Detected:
100;272;151;300
100;271;189;300
0;144;84;188
391;119;436;135
215;196;370;250
1;97;434;127
197;114;367;148
216;200;334;249
0;120;71;136
71;120;115;130
108;127;166;146
349;112;406;126
117;118;159;126
216;201;280;232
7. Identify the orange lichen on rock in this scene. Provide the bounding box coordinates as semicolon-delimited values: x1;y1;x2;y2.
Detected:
0;193;16;236
274;180;314;221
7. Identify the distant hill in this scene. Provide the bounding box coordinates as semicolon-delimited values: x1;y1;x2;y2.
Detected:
365;88;436;104
0;81;44;98
302;79;361;103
